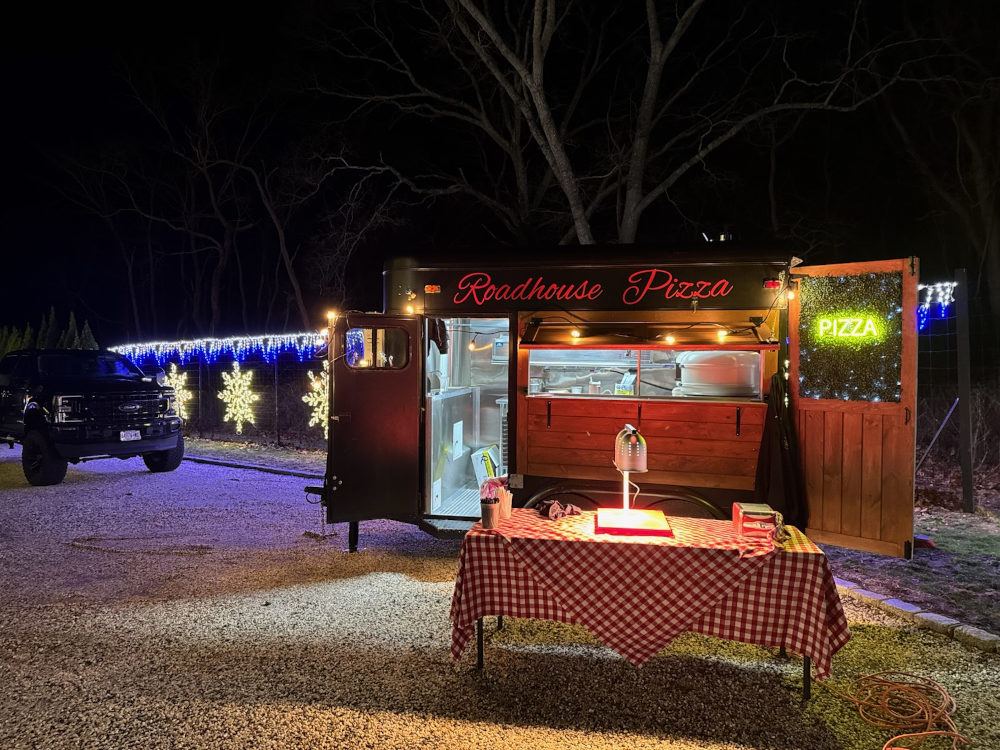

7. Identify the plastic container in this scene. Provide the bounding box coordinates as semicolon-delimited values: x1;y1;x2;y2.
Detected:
481;502;501;529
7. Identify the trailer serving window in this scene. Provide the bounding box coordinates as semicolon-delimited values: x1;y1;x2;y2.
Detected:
526;347;765;399
520;318;774;400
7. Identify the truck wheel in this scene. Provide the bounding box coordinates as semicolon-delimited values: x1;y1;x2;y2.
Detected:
21;430;68;486
143;434;185;473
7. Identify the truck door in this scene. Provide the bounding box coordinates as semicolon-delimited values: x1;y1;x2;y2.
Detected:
788;258;918;558
325;314;422;524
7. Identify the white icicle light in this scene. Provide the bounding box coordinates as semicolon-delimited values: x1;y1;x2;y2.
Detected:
110;332;326;366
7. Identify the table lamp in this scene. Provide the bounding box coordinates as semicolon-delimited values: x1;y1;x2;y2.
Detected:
596;425;672;535
614;423;647;509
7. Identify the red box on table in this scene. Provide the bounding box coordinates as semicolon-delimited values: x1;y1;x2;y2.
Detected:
732;502;779;537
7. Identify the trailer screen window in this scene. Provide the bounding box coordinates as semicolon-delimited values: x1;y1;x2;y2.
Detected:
345;327;409;369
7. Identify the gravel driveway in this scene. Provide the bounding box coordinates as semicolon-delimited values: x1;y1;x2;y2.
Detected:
2;448;997;749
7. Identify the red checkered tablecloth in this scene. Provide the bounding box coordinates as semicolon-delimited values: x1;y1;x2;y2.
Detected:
449;508;850;679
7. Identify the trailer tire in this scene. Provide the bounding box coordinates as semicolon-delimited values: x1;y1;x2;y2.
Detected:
142;435;184;473
21;430;68;486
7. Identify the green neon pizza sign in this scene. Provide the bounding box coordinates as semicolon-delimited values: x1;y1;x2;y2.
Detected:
815;315;883;340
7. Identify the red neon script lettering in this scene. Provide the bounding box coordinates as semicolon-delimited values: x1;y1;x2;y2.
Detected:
623;269;734;305
453;272;603;305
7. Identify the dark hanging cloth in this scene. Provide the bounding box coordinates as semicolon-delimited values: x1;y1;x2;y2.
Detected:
427;318;449;354
755;373;805;528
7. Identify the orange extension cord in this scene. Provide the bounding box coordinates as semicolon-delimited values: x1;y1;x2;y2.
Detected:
820;671;971;749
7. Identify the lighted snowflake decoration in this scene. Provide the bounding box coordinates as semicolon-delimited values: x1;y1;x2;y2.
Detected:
217;361;259;434
163;363;193;421
301;360;330;439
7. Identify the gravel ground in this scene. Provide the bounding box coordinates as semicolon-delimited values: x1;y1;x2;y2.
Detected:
1;448;997;749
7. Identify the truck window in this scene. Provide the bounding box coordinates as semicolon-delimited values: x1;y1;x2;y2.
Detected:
345;327;409;369
11;355;32;379
0;355;19;378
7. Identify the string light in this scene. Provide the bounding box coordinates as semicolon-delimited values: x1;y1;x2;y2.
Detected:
917;281;957;331
217;361;260;434
301;360;329;439
163;363;193;421
110;332;325;366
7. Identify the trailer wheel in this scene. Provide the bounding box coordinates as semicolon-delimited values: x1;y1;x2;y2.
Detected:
143;435;185;473
21;430;68;486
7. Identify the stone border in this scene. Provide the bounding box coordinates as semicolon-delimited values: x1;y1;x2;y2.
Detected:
835;577;1000;653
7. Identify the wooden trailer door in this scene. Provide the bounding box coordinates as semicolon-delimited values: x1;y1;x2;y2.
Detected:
788;258;919;558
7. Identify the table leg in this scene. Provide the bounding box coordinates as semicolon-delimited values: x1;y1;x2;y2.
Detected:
497;615;504;631
476;618;484;669
779;645;787;657
802;656;811;701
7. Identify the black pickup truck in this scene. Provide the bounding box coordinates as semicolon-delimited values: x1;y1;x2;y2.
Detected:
0;348;183;485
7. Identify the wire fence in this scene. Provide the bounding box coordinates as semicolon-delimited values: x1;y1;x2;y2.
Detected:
917;276;999;473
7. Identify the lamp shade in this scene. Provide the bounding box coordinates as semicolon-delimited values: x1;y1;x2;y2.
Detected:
614;424;647;473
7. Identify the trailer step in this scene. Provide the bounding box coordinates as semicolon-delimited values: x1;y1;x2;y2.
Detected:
417;517;475;539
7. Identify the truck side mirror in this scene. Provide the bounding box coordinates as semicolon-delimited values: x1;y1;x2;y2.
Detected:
141;365;166;386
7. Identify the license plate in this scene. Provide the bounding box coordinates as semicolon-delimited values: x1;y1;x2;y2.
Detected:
120;430;142;441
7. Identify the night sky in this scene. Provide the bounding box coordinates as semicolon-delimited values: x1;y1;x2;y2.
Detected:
1;2;994;348
2;4;300;345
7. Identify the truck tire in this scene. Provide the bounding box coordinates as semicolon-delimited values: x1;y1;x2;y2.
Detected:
143;434;184;473
21;430;68;486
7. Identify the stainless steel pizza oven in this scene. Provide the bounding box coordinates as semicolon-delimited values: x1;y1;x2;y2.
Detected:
674;350;761;398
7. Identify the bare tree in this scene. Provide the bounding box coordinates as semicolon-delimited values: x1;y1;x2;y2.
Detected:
303;171;407;307
57;157;149;339
318;0;927;245
886;7;1000;319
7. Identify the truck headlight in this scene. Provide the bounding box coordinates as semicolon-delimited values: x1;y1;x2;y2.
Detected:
54;395;85;423
162;395;177;416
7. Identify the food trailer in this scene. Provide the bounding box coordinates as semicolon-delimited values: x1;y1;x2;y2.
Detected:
312;247;917;558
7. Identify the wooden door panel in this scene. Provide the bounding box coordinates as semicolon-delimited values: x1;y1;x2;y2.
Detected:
881;413;915;544
822;412;844;533
840;413;863;538
860;414;884;540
